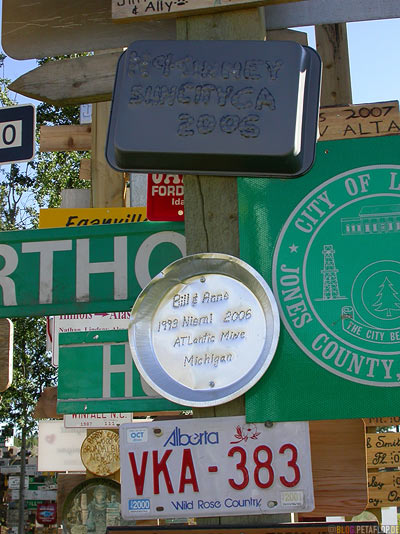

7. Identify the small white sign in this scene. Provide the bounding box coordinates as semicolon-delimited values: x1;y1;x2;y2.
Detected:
64;412;132;429
8;476;28;489
38;420;86;472
10;489;57;501
119;416;314;520
0;119;22;149
51;312;131;366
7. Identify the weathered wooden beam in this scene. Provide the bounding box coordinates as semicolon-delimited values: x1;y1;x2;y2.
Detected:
91;101;125;208
2;0;176;60
264;0;400;29
266;28;308;45
4;0;400;60
177;3;265;456
112;0;302;22
39;125;91;152
79;158;91;181
9;52;122;106
316;23;352;106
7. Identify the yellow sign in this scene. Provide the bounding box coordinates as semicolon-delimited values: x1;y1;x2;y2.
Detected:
39;207;147;228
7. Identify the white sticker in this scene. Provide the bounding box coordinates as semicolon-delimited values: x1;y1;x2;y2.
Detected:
281;490;304;506
126;428;148;443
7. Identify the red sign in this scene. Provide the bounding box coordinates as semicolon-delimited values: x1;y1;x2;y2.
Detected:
147;174;184;221
36;503;57;525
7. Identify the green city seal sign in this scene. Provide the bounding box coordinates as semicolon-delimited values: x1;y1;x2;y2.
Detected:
273;165;400;386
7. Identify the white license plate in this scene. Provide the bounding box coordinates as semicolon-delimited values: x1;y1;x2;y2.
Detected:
119;416;314;519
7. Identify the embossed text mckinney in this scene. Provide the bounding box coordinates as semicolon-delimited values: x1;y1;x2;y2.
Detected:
127;51;283;139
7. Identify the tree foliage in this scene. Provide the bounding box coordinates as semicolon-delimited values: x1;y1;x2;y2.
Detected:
0;57;90;438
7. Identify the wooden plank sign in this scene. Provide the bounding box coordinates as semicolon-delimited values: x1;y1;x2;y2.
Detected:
112;0;301;22
319;101;400;141
305;419;367;517
9;52;122;106
364;416;400;427
368;470;400;508
2;0;177;60
0;318;13;391
39;125;91;152
366;432;400;468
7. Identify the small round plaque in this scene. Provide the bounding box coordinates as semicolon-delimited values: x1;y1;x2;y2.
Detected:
80;430;120;476
129;253;280;406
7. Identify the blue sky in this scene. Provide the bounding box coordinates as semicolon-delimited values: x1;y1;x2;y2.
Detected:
0;16;399;106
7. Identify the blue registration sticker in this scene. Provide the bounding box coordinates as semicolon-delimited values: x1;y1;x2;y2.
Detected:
128;499;151;512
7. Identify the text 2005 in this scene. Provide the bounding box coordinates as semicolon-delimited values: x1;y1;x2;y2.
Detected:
178;113;260;138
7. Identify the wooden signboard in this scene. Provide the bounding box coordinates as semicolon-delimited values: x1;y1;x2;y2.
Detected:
39;125;91;153
368;470;400;508
306;419;367;517
9;52;122;106
319;101;400;141
366;432;400;469
4;0;400;60
1;0;176;60
364;417;400;427
112;0;300;22
0;318;13;392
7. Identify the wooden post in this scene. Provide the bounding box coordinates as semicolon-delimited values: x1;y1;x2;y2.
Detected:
177;7;289;526
177;7;265;421
315;23;352;106
91;100;125;208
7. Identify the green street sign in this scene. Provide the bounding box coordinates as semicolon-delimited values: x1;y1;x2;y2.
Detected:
239;135;400;421
57;329;186;413
0;221;184;317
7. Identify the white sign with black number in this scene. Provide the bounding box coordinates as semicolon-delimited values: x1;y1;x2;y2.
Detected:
0;105;35;165
119;416;314;519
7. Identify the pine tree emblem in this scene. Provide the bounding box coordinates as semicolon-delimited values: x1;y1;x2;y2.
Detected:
372;277;400;318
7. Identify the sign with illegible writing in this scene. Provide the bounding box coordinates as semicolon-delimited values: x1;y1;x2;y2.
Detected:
0;222;184;318
51;312;131;366
0;105;35;165
39;207;147;229
119;417;314;519
363;416;400;427
319;101;400;142
57;329;186;414
112;0;301;22
147;174;184;221
239;135;400;422
106;40;321;178
129;253;280;406
368;470;400;508
36;503;57;525
64;413;132;429
366;432;400;468
8;476;28;490
38;420;86;472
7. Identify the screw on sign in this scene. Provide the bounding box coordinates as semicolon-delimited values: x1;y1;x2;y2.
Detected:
147;174;184;221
